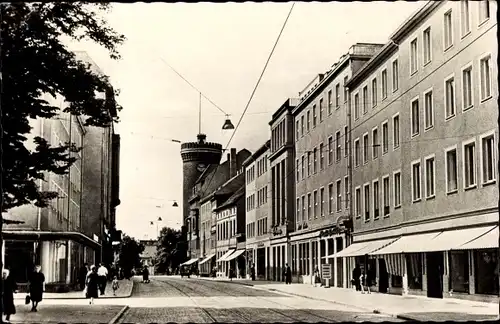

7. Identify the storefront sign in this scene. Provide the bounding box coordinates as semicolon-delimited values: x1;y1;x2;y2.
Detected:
321;263;332;279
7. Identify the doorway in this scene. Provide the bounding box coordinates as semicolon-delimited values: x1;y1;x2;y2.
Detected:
426;252;444;298
378;258;389;293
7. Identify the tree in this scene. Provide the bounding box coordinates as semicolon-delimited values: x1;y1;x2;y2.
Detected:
1;2;124;319
117;235;145;279
155;227;183;275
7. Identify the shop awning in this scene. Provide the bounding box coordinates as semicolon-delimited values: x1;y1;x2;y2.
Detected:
371;232;441;255
421;226;497;252
2;230;101;250
457;226;499;250
181;258;198;266
225;249;245;261
353;238;399;255
217;249;235;262
324;241;371;258
199;253;215;265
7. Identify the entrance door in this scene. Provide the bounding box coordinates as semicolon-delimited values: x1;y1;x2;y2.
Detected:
378;258;389;293
426;252;444;298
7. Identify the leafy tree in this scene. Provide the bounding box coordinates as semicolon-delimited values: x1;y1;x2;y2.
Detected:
1;2;124;317
155;227;183;275
118;235;145;279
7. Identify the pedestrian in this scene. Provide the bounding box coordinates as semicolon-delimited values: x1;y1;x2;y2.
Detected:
250;263;256;281
86;265;99;304
79;263;88;291
97;263;108;295
285;263;292;284
2;269;18;323
352;264;361;291
142;266;150;283
313;265;320;287
28;265;45;312
111;276;120;296
229;267;234;281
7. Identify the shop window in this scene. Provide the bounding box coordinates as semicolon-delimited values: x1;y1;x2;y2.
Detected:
449;251;469;293
366;258;377;286
391;275;403;288
406;253;423;290
474;249;499;295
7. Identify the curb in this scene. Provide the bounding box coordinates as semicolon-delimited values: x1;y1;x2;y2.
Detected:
108;305;129;324
21;280;135;300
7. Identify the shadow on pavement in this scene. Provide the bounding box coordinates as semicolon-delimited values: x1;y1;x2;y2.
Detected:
398;312;499;322
10;304;124;324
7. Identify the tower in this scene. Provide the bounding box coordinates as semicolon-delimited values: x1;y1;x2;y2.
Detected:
180;133;223;225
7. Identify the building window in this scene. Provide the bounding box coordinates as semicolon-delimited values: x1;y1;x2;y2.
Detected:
461;0;470;36
296;159;300;183
381;69;388;99
307;110;311;131
373;180;380;219
479;0;490;24
313;190;318;218
394;171;401;207
480;55;492;100
474;249;499;295
364;184;370;221
312;105;317;127
335;131;341;162
392;59;399;91
411;98;420;137
444;10;453;49
319;143;324;170
328;183;334;214
307;193;312;220
296;198;301;222
393;114;400;149
410;38;418;74
344;126;348;157
382;121;389;154
363;133;369;164
464;141;476;188
425;156;435;198
445;76;455;119
424;90;434;130
450;251;469;293
301;155;305;180
319;98;324;122
412;161;421;202
355;187;361;218
320;188;325;217
354;139;360;167
302;196;306;221
446;148;458;193
481;134;495;184
372;78;377;107
307;151;311;177
406;253;423;290
343;76;349;102
344;176;349;211
423;27;431;64
301;115;304;136
382;176;390;216
362;86;368;115
335;84;340;108
328;136;333;164
354;93;360;120
328;90;333;114
313;147;318;174
336;180;342;212
462;65;473;110
372;127;379;159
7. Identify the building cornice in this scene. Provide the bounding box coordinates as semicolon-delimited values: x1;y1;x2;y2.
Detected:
268;144;294;162
242;140;271;167
389;1;442;44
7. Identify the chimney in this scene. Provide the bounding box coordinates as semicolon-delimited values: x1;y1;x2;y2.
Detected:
230;148;237;178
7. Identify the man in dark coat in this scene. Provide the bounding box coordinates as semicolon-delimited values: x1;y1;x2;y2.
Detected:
2;269;18;323
79;263;89;291
285;263;292;284
352;264;361;291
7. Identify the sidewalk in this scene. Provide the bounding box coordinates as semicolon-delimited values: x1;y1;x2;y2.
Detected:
198;277;499;321
14;279;134;300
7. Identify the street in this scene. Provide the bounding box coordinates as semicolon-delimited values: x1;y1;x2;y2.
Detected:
116;276;401;323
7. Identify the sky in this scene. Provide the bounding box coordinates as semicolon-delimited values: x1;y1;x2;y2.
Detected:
68;1;424;240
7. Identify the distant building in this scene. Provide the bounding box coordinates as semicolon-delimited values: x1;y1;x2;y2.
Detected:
139;240;157;276
3;52;120;291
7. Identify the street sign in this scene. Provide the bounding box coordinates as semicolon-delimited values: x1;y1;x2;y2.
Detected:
321;263;332;279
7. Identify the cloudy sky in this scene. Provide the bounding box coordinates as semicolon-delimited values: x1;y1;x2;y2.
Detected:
69;1;423;240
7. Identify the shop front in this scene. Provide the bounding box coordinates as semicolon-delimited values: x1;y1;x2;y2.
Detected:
199;253;215;277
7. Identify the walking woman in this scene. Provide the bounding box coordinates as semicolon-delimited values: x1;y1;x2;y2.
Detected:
2;269;18;323
85;265;99;305
28;265;45;312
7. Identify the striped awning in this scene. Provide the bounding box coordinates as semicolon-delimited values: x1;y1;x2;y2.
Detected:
199;253;215;265
381;254;404;277
419;226;496;252
181;258;198;266
217;249;235;262
371;232;442;255
457;226;499;250
225;249;245;261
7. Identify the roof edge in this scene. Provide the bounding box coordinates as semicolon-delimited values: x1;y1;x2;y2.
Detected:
242;140;271;167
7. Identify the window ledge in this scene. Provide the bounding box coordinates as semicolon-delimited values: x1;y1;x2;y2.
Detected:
412;198;422;203
424;125;434;132
374;217;380;221
383;214;390;218
393;87;398;93
480;96;492;103
393;145;400;151
482;179;496;187
446;189;458;195
461;31;471;40
410;70;418;77
423;60;431;67
463;105;474;112
355;216;361;220
444;44;454;53
478;18;490;28
394;205;401;210
425;195;436;201
445;114;456;122
364;219;371;223
464;184;477;191
411;132;420;138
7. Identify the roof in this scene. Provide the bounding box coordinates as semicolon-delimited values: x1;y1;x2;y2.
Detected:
215;186;245;211
242;140;270;167
269;98;300;125
389;1;439;43
215;172;245;197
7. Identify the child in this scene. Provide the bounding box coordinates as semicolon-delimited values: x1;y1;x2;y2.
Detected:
112;276;119;296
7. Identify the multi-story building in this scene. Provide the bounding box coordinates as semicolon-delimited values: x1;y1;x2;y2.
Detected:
3;52;120;290
139;239;156;275
342;0;498;302
291;43;383;286
243;140;271;280
267;98;299;282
